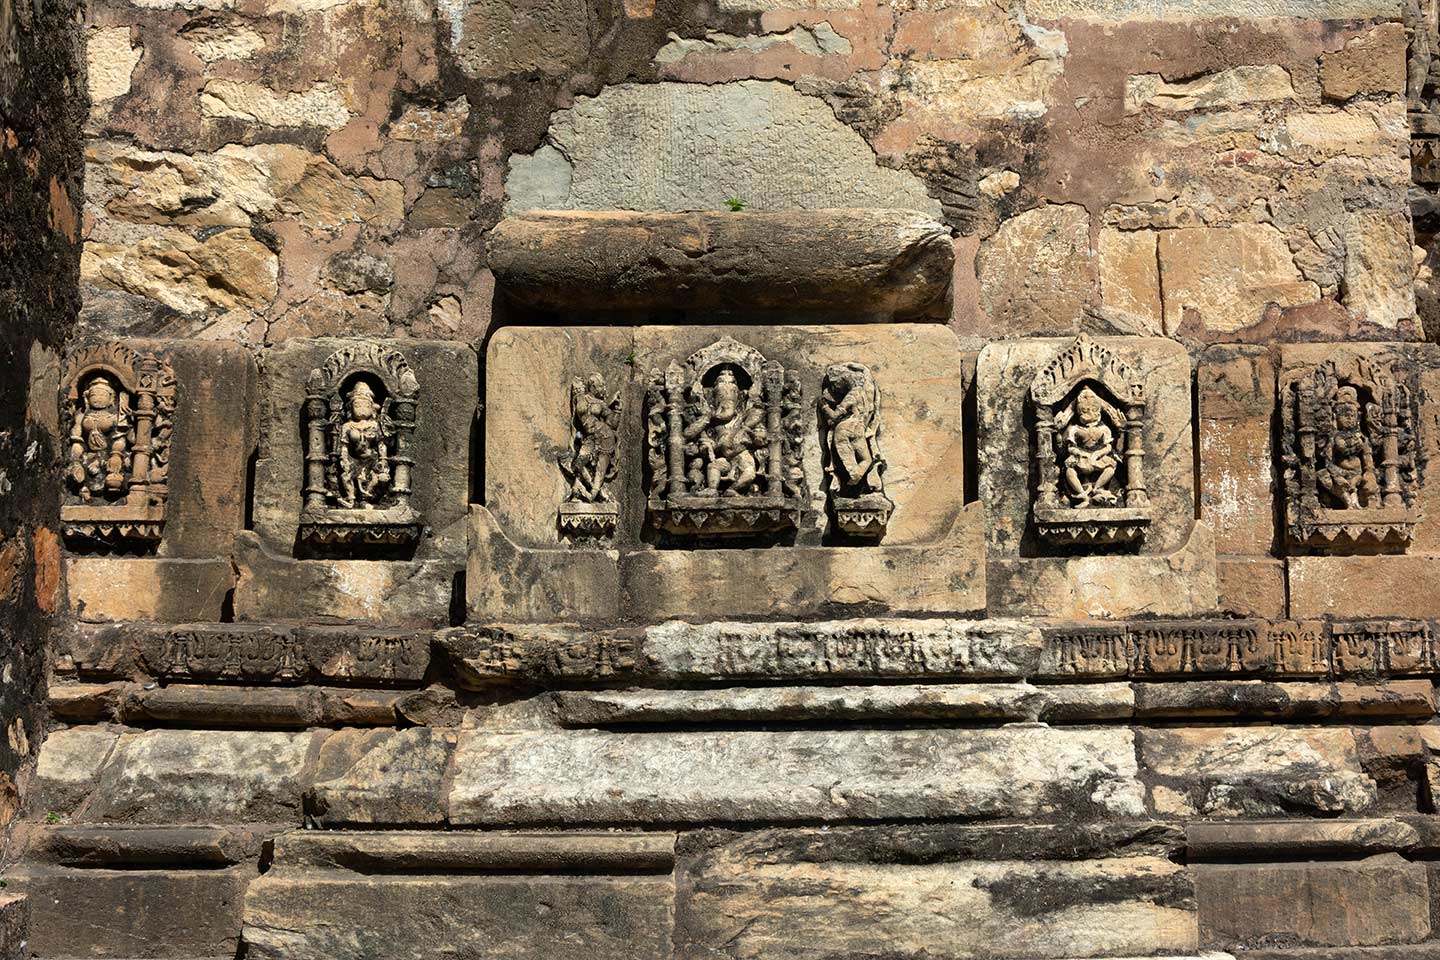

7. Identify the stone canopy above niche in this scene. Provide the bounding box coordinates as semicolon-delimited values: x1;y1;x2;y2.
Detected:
486;210;954;321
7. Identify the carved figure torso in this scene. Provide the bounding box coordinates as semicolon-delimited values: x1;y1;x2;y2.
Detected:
335;382;390;509
1061;388;1121;507
68;377;132;500
821;365;880;494
563;374;619;503
1317;390;1379;509
684;369;768;496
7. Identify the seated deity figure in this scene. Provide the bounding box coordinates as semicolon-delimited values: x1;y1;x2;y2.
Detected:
335;380;390;508
68;375;131;500
1061;387;1121;508
684;367;768;497
1317;385;1379;509
821;363;880;494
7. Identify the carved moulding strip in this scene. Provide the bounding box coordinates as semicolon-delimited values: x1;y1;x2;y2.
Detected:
820;362;893;538
1030;334;1151;547
557;373;621;540
60;342;177;548
645;337;807;537
298;343;424;549
1281;355;1420;554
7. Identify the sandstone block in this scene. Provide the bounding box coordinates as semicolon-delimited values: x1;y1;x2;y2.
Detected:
0;895;26;960
84;730;315;824
506;81;938;217
1140;727;1377;817
1290;556;1440;619
28;727;119;818
488;211;953;319
1198;345;1275;556
677;832;1195;959
977;204;1095;336
82;228;279;316
24;824;266;867
16;866;252;959
449;727;1144;824
1186;819;1419;859
1158;225;1318;334
66;557;234;623
122;684;402;728
308;728;455;826
1098;227;1163;334
1196;857;1430;947
244;869;673;960
466;506;621;623
269;830;676;873
1125;65;1295;113
1135;680;1435;721
1320;24;1407;101
1216;557;1285;618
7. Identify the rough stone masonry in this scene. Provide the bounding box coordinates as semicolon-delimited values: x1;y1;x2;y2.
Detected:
10;0;1440;955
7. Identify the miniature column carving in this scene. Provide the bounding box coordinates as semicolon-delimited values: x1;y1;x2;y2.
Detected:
298;343;424;548
60;343;176;548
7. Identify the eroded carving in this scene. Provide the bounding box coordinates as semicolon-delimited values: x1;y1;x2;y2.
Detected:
645;337;806;536
820;362;893;537
558;373;621;538
300;343;423;547
1282;355;1420;552
61;343;176;548
1031;335;1150;546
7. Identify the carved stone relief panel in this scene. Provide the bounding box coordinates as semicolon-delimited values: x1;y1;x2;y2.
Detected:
558;373;621;539
645;336;807;537
1030;335;1151;546
60;342;176;549
1281;353;1420;552
820;362;893;537
299;343;423;548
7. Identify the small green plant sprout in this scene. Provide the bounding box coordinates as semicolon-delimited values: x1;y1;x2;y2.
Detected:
45;811;62;824
623;350;637;367
724;198;746;212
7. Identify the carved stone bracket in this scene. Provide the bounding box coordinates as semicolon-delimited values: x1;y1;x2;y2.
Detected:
60;342;176;548
299;343;424;548
820;362;893;537
645;337;807;537
1030;335;1151;547
1282;355;1421;553
558;373;621;539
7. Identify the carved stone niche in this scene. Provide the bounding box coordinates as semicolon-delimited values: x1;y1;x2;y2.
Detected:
299;343;423;548
820;362;893;537
1030;335;1151;546
1282;355;1421;553
61;343;176;548
557;373;621;539
645;337;807;537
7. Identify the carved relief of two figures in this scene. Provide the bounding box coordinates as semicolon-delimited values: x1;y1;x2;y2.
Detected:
1283;354;1419;551
61;343;175;547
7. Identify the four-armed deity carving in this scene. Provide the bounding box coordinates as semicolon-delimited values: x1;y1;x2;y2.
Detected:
646;337;807;536
1282;355;1420;552
1031;335;1150;546
300;343;423;548
820;362;893;537
60;343;176;547
558;373;622;538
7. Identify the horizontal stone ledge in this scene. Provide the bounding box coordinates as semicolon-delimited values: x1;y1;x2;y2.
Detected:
18;824;273;867
50;682;404;728
270;831;676;873
487;209;954;319
1185;819;1420;860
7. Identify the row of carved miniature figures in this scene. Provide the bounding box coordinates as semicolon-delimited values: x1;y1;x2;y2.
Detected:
61;335;1423;554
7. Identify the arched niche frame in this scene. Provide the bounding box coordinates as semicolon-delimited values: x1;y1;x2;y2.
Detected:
1029;334;1151;547
299;342;424;550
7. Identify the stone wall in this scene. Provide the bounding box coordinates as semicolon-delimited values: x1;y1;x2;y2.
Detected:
15;0;1440;956
0;0;84;879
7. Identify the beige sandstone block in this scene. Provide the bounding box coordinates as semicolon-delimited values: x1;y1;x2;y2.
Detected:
978;204;1095;336
466;506;621;623
87;27;141;104
1158;224;1319;334
1125;65;1294;113
1198;345;1275;556
66;557;234;623
1320;23;1407;101
200;79;352;130
1098;228;1163;334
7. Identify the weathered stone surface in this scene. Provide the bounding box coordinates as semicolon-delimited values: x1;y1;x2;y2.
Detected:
488;211;953;319
1195;857;1430;947
466;506;621;623
1125;65;1295;113
200;79;352;130
1157;225;1319;335
234;534;459;627
66;557;234;623
87;25;140;104
269;830;676;872
1098;227;1163;334
308;728;456;826
123;684;401;728
244;873;674;960
82;228;280;315
15;866;252;959
1320;24;1406;101
84;730;315;824
0;894;27;960
22;824;266;867
48;681;124;723
1216;557;1286;619
1186;819;1420;859
677;831;1196;959
1025;0;1398;21
28;727;119;818
1135;681;1435;721
977;204;1095;336
449;728;1144;824
549;682;1134;725
507;82;938;216
1198;345;1275;557
1290;557;1440;619
1140;728;1377;817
